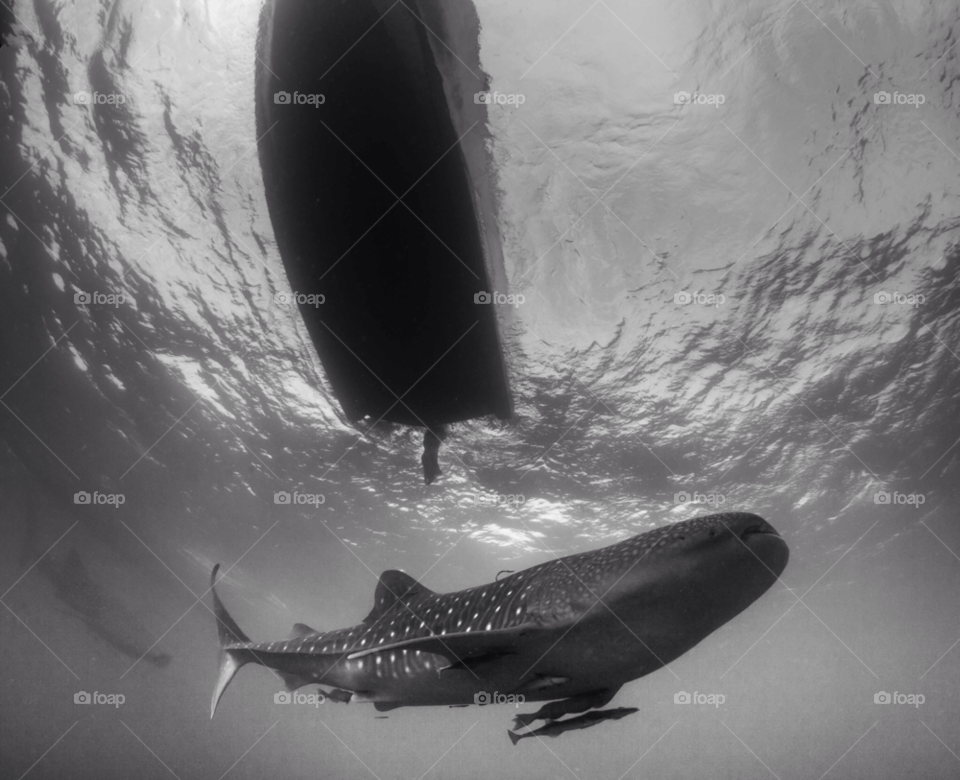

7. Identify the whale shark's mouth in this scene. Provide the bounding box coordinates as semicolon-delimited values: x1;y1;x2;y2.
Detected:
736;519;789;577
739;521;780;540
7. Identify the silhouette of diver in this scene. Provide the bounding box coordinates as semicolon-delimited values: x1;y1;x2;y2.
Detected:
421;424;447;485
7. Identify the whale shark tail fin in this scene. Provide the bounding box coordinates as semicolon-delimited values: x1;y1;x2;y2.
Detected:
210;564;254;718
508;730;523;746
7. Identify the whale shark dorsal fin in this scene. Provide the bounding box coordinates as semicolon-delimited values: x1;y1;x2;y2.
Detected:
287;622;319;639
363;570;436;624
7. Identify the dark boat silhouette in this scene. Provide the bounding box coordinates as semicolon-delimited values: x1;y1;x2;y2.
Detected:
255;0;512;481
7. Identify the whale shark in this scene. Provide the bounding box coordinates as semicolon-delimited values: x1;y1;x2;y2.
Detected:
210;512;788;734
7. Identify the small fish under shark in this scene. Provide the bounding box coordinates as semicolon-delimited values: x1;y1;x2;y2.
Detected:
209;512;788;738
508;707;639;745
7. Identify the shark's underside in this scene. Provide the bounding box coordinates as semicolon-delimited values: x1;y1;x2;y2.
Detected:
210;512;789;733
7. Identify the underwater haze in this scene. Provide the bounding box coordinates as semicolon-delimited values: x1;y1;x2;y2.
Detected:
1;0;959;778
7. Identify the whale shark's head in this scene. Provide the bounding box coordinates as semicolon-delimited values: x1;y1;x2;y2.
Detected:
597;512;789;631
636;511;788;576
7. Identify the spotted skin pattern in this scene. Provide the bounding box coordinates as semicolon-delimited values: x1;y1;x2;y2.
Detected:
239;516;740;656
211;512;787;717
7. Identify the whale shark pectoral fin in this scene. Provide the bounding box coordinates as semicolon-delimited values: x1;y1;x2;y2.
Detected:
510;674;570;694
346;624;538;664
277;671;315;692
375;701;403;712
438;649;517;674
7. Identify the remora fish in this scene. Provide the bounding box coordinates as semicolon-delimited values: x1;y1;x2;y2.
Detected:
507;707;639;745
210;512;788;731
